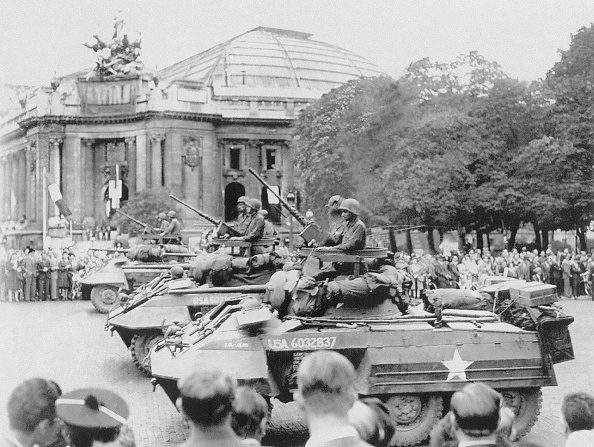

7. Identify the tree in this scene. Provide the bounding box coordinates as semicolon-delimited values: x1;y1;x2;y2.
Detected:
109;188;178;235
293;76;414;226
546;24;594;249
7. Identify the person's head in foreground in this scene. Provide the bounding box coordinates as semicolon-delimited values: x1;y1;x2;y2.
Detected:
231;386;269;443
561;392;594;444
449;382;505;443
348;398;396;447
56;387;129;447
177;365;237;431
6;378;63;447
296;350;372;446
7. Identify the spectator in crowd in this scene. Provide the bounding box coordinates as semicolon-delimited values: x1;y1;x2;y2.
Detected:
348;398;396;447
5;253;19;302
22;248;37;301
57;252;71;300
2;378;63;447
561;255;572;298
430;382;517;447
295;350;371;447
36;252;51;301
176;365;243;447
560;392;594;446
0;252;6;301
56;387;134;447
231;386;269;446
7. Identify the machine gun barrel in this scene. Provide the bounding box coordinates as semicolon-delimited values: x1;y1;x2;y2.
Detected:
248;168;324;243
248;168;308;226
169;194;241;237
115;210;153;232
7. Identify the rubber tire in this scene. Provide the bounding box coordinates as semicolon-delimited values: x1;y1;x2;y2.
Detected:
130;332;164;376
500;388;542;440
386;394;444;447
265;400;308;443
90;285;119;313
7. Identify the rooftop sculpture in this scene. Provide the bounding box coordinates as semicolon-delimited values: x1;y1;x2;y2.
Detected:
83;14;143;78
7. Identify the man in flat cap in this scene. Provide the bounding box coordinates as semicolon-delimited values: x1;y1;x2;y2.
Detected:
56;387;134;447
177;365;243;447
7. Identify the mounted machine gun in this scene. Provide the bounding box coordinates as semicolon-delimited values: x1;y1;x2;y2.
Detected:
169;194;241;237
248;168;324;243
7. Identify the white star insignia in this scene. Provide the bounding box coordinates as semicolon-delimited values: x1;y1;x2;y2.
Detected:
442;348;474;381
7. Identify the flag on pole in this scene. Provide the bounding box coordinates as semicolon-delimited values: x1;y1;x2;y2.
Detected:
48;182;72;217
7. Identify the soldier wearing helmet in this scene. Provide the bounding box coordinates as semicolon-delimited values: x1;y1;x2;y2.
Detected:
231;198;265;243
233;196;251;235
154;212;169;233
321;198;366;251
161;210;182;244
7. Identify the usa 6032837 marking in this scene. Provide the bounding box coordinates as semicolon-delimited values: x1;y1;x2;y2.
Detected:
267;336;337;350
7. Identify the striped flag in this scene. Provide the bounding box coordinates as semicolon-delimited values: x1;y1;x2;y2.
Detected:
48;182;72;217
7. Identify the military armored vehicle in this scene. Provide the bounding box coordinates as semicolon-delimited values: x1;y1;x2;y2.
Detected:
106;238;280;374
149;251;574;446
80;246;195;313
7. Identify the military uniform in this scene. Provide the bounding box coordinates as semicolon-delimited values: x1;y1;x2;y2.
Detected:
327;218;366;251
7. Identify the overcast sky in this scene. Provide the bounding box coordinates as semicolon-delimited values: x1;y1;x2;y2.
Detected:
1;0;593;86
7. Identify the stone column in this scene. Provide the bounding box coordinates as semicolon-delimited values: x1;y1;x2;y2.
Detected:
281;141;294;193
62;136;83;223
26;141;37;222
181;136;203;219
150;134;165;189
10;154;18;219
125;137;137;194
49;138;62;216
202;130;219;216
81;139;95;221
135;134;147;192
165;133;183;195
2;157;8;219
17;151;26;220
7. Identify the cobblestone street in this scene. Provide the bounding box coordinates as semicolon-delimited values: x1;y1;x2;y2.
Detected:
0;298;592;447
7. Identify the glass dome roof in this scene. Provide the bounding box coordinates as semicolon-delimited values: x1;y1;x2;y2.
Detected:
159;27;383;94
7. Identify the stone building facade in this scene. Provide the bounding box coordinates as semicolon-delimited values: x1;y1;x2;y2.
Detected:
0;27;382;246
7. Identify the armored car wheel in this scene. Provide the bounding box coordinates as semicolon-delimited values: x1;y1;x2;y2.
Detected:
500;388;542;439
90;285;119;313
386;394;443;447
130;333;164;376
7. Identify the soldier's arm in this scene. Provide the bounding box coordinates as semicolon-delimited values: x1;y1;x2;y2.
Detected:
243;217;265;242
336;224;365;251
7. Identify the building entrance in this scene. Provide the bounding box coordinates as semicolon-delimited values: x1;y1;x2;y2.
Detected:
224;182;245;222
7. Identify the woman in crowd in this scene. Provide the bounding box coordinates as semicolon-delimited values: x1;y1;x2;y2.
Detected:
57;252;72;300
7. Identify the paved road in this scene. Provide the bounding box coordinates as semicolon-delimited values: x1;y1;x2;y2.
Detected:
0;297;592;447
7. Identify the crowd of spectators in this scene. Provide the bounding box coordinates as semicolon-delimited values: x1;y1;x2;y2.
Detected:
4;351;590;447
0;248;112;302
393;247;594;299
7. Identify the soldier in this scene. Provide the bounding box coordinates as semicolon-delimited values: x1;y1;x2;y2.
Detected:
259;209;277;238
325;194;345;236
36;252;51;301
235;196;251;235
56;387;133;447
319;198;366;252
154;212;169;233
237;199;265;242
161;210;182;244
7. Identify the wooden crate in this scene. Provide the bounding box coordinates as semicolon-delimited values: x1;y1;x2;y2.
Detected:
510;282;557;307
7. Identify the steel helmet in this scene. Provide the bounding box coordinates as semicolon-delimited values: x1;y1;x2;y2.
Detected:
237;196;249;204
259;209;269;218
167;210;177;218
247;198;262;211
158;212;167;220
170;265;184;278
338;198;360;215
325;195;344;208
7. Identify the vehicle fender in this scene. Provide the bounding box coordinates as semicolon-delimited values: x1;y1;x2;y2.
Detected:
79;269;127;287
109;305;191;330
